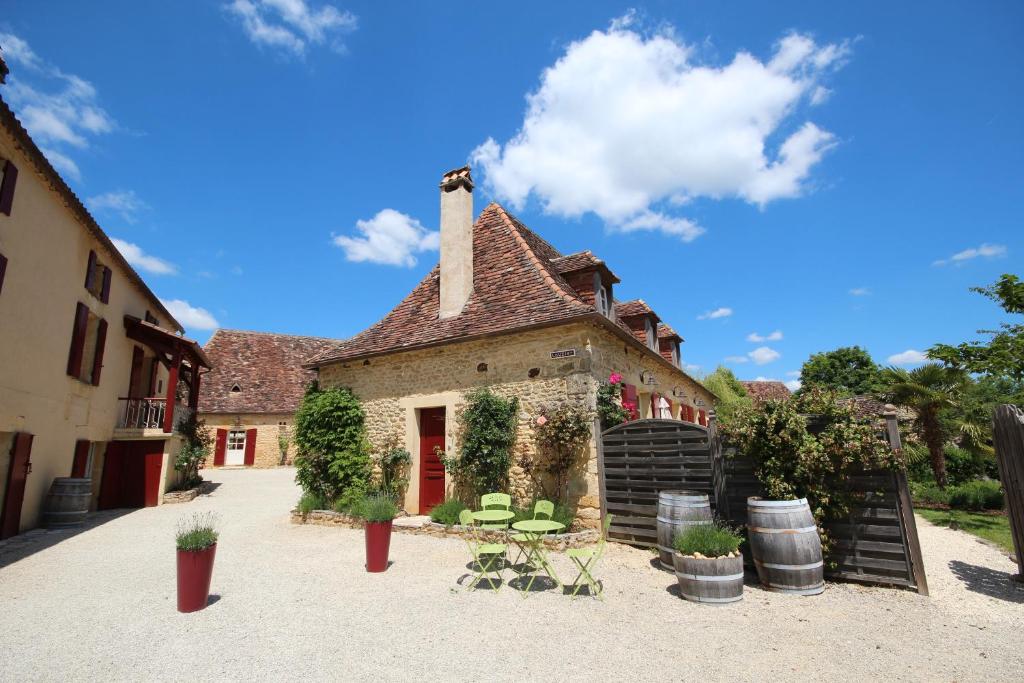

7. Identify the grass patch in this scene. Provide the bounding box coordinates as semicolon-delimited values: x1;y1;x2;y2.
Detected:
918;508;1014;553
297;491;327;515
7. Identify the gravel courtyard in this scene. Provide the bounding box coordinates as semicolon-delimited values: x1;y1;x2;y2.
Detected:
1;467;1021;682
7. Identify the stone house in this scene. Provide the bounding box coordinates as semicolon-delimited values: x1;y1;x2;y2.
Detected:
306;167;715;525
198;330;339;468
0;61;210;538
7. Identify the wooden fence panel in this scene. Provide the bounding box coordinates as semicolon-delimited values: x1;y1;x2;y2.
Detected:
992;404;1024;580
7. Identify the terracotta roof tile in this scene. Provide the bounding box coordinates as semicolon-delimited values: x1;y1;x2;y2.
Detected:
614;299;659;321
657;323;682;340
199;330;342;414
309;203;595;365
740;381;792;403
839;395;917;422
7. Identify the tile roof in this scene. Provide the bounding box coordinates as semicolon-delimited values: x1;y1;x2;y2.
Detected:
839;395;917;422
0;93;181;331
657;323;682;340
551;251;621;283
309;203;596;366
614;299;659;321
740;381;792;403
199;330;342;414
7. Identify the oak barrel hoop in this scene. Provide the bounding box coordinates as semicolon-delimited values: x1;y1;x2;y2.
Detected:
747;497;824;595
673;553;744;604
42;477;92;529
657;490;712;570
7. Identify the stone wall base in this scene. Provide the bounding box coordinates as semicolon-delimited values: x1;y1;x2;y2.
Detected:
291;509;599;549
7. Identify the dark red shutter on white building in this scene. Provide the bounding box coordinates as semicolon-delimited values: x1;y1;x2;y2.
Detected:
0;160;18;216
91;318;108;385
67;302;89;377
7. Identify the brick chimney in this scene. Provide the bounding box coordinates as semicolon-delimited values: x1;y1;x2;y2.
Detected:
438;166;474;319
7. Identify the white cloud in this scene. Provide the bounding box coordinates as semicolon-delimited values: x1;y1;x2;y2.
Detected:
810;85;832;106
698;307;733;320
747;330;783;342
333;208;438;267
472;20;849;240
724;355;749;364
0;32;114;182
849;286;870;296
785;379;802;391
87;190;148;223
111;238;177;275
161;299;220;330
785;370;801;377
749;346;781;365
226;0;357;56
932;243;1007;267
887;349;928;366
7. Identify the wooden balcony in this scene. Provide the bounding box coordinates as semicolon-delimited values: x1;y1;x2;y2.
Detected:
113;397;194;439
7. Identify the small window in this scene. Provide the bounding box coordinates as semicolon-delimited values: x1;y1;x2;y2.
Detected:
672;342;681;368
230;384;242;393
84;251;112;303
645;318;658;351
144;310;159;326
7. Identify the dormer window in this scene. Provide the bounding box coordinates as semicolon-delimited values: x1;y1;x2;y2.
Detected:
672;342;681;367
596;284;611;317
645;318;658;351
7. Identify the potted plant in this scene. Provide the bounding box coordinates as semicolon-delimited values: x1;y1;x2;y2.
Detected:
175;512;219;613
672;523;744;605
353;493;399;572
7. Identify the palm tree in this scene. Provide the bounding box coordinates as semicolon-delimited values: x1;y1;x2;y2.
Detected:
879;364;966;489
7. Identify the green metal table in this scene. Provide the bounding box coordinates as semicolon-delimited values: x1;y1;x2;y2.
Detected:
470;509;514;526
510;519;565;594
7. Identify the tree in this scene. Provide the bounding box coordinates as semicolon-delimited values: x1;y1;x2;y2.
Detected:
929;273;1024;382
879;364;968;488
701;366;752;421
799;346;882;396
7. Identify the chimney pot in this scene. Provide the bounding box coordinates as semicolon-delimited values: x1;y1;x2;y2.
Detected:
438;165;474;319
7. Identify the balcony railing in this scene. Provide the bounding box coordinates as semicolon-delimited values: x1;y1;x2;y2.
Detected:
117;398;194;432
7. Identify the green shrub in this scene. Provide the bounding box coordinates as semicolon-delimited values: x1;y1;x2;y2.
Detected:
512;500;575;530
293;383;371;502
948;480;1004;511
910;481;950;506
673;523;742;558
533;404;593;501
351;493;399;522
442;388;519;500
429;499;468;527
297;491;327;514
943;446;987;486
175;512;218;551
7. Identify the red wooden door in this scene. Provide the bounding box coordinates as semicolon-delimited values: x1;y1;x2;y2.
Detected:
418;407;446;515
143;444;164;507
99;440;164;509
98;442;124;510
1;433;33;539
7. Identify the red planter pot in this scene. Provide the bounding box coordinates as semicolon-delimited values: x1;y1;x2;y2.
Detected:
364;521;393;572
176;543;217;613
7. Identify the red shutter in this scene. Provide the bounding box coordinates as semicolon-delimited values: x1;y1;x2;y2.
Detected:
71;440;91;478
214;429;227;466
622;384;639;421
67;302;89;378
91;318;108;385
0;252;7;295
244;428;257;466
698;409;708;427
100;267;111;304
147;358;160;396
667;399;675;420
0;160;18;216
85;250;97;290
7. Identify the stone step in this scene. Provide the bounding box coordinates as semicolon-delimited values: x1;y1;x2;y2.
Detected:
393;515;431;529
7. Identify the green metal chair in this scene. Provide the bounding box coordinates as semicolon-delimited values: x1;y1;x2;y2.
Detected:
565;514;613;600
459;509;506;591
509;500;555;568
479;492;512;531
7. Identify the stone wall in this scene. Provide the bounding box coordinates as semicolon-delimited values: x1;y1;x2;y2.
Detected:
199;413;295;468
316;320;715;527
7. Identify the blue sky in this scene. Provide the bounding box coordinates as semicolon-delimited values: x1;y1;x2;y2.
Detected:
2;1;1021;388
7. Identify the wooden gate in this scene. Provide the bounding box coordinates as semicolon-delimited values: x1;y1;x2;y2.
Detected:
597;419;718;547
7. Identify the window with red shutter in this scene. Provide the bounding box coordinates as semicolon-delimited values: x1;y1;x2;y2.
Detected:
85;250;98;291
100;267;111;304
0;252;7;296
71;440;91;478
0;160;18;216
622;384;640;421
67;302;89;377
90;318;108;385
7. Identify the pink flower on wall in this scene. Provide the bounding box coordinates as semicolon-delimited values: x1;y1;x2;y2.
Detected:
536;415;548;426
609;372;622;385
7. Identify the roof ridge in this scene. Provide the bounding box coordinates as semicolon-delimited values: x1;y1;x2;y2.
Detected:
208;328;342;342
492;205;589;309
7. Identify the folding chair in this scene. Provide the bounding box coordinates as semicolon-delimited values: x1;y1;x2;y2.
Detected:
479;492;512;531
459;509;506;591
565;514;613;600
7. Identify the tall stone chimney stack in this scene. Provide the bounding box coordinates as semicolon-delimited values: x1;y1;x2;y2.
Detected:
438;166;474;319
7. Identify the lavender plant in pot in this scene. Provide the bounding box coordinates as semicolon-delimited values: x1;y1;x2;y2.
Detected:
353;493;399;572
175;512;219;613
672;522;745;605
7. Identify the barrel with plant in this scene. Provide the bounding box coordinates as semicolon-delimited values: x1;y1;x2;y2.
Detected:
656;490;712;570
672;522;745;604
175;512;219;613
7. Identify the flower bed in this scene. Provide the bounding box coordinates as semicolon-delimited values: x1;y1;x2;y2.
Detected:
290;509;599;549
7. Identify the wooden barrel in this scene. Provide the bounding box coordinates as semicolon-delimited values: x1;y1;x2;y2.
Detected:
672;553;744;604
747;497;824;595
42;478;92;529
657;490;712;570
